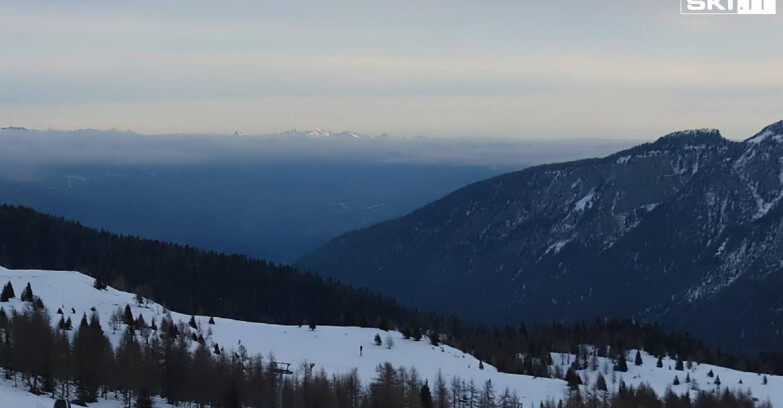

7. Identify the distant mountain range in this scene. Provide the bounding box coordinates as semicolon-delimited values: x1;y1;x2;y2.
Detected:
0;127;633;262
300;120;783;352
274;129;388;139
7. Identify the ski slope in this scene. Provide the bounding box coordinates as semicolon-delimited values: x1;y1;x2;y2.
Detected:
2;266;781;408
0;266;567;407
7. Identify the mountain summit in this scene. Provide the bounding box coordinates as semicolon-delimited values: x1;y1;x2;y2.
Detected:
300;121;783;352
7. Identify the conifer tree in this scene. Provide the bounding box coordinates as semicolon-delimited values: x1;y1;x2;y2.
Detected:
116;328;142;404
168;322;179;338
656;356;663;368
73;313;112;402
222;379;241;408
715;375;721;387
614;352;628;372
93;278;107;290
634;350;643;366
374;333;382;346
707;369;714;378
595;374;607;392
420;381;434;408
435;371;449;408
136;313;146;329
565;368;582;390
136;389;153;408
675;355;684;371
189;315;198;329
673;375;680;385
208;316;215;325
0;282;14;302
401;326;411;339
20;282;33;302
412;327;423;341
430;332;439;347
123;305;135;327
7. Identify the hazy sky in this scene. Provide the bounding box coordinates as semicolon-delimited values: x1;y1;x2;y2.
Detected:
1;1;782;140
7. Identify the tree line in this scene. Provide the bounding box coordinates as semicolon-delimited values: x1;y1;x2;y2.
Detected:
547;382;769;408
0;298;771;408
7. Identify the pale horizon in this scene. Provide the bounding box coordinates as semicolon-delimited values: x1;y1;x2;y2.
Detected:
2;1;782;140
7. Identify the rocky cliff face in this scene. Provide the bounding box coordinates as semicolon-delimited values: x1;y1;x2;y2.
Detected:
300;121;783;352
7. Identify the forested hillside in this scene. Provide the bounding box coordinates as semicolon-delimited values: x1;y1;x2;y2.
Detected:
300;121;783;353
2;204;783;379
0;204;420;328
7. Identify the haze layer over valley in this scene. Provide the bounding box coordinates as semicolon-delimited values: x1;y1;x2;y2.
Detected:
0;127;635;262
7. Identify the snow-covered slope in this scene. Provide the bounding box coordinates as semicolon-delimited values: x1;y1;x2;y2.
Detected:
2;266;781;408
552;351;780;406
0;379;173;408
0;266;566;407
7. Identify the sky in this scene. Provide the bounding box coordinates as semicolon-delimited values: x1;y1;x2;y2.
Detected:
1;1;782;140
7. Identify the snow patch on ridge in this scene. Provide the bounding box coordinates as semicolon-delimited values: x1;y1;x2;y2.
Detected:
546;239;572;255
746;130;783;145
574;189;596;212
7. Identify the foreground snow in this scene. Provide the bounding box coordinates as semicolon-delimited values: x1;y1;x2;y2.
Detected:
0;377;173;408
2;266;781;408
0;266;566;407
552;351;780;406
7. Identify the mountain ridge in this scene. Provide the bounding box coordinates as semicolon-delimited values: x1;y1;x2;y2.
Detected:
299;120;783;353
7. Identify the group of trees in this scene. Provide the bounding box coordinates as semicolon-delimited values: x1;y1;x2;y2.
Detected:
0;299;771;408
367;363;525;408
547;381;770;408
0;302;113;405
0;298;522;408
440;318;783;378
0;204;437;330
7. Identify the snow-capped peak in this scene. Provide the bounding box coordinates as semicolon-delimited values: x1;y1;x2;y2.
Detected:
307;128;332;138
745;120;783;145
276;129;375;139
